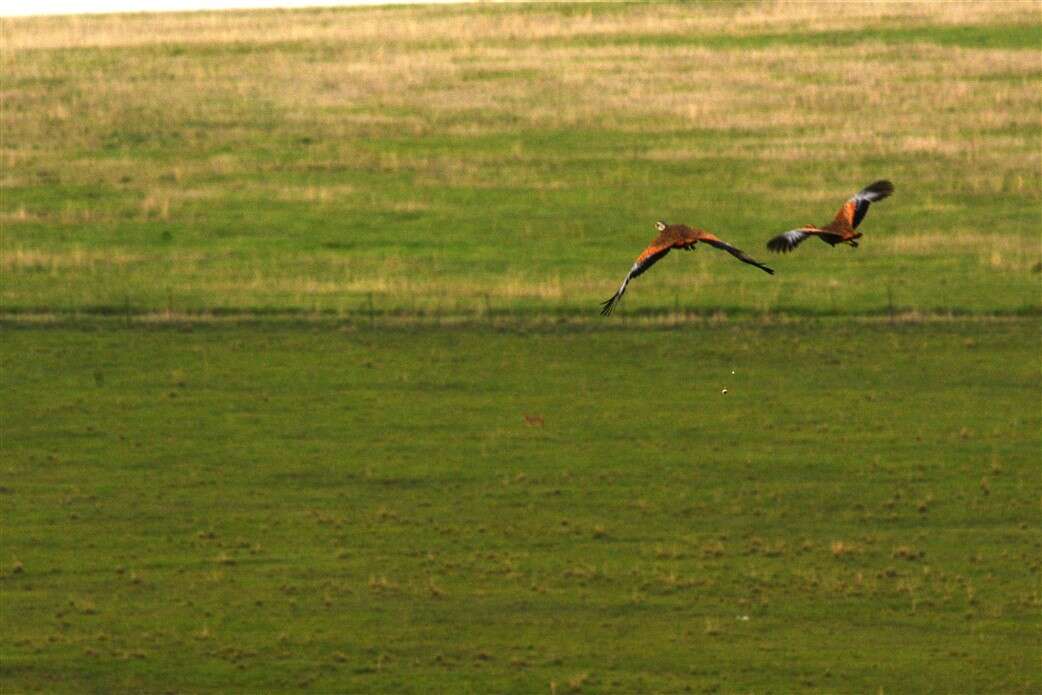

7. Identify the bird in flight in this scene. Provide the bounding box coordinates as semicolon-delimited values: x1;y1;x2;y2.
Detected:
766;180;894;254
600;221;774;316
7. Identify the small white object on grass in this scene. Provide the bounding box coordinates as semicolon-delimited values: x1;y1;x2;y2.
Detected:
731;369;736;375
721;388;728;395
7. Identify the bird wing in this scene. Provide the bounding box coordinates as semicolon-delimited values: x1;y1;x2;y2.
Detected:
766;228;817;253
631;236;677;279
599;243;672;316
830;179;895;231
829;199;857;231
851;179;894;229
699;234;774;274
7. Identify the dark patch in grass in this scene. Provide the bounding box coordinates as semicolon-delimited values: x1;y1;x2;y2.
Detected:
544;23;1042;51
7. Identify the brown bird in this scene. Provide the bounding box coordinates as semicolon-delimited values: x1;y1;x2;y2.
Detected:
766;180;894;253
600;221;774;316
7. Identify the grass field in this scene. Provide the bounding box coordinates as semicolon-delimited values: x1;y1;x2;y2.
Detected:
3;321;1040;693
2;1;1040;318
2;1;1041;693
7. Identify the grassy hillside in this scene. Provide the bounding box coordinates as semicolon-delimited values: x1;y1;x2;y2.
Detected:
3;2;1040;319
2;320;1040;693
2;3;1041;693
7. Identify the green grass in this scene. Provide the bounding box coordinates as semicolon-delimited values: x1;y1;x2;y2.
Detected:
565;22;1042;50
2;2;1041;692
3;2;1040;319
2;320;1040;693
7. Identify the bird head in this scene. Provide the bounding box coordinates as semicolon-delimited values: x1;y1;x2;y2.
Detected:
655;220;667;232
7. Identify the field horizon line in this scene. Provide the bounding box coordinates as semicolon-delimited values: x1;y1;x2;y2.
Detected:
2;306;1039;331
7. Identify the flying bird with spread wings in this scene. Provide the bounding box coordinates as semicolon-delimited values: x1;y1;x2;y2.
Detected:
600;221;774;316
766;180;894;253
